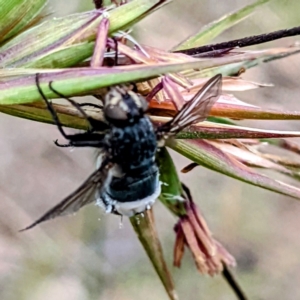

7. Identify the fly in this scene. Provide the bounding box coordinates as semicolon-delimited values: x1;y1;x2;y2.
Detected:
21;74;222;230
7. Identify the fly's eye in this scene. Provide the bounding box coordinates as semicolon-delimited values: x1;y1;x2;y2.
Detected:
127;91;148;112
104;105;128;121
104;88;129;121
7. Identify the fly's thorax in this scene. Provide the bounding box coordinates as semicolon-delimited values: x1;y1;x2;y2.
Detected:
103;85;148;126
105;116;157;171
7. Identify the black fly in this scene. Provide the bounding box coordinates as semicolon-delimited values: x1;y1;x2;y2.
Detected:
21;74;222;230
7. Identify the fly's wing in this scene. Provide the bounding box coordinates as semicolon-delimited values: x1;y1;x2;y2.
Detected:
156;74;222;141
21;158;113;231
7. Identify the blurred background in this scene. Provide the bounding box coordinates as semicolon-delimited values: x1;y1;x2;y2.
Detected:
1;0;300;299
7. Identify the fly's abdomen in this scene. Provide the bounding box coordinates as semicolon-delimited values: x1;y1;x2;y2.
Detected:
108;164;159;202
99;164;161;217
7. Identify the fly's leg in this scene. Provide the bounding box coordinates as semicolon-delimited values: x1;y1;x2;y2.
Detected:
35;74;107;148
48;81;108;132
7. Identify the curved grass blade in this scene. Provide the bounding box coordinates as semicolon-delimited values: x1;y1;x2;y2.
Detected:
208;140;300;181
170;139;300;201
174;0;270;51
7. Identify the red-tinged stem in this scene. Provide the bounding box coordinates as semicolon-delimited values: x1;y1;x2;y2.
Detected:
91;18;110;68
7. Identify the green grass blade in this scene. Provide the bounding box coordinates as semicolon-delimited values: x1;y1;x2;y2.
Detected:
0;0;47;44
174;0;271;50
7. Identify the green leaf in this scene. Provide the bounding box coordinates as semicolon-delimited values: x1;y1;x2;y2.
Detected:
0;0;47;44
0;103;89;129
0;46;295;106
0;56;258;104
0;0;169;68
151;117;300;140
157;147;186;216
22;43;96;69
207;116;236;125
174;0;271;51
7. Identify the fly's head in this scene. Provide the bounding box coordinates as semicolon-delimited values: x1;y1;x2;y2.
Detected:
103;85;148;127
